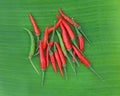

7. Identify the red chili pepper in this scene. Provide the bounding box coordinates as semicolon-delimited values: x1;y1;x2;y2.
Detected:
29;14;40;36
54;44;64;77
48;19;62;33
55;42;68;79
57;15;79;50
56;30;76;75
58;9;91;44
58;8;80;28
55;42;66;65
29;14;41;52
39;40;47;86
72;45;91;66
60;23;72;50
43;19;61;50
56;14;61;20
49;41;54;46
39;41;46;69
78;36;84;52
72;50;83;63
50;54;57;73
46;42;54;67
48;26;55;34
62;19;81;49
48;43;57;73
72;18;84;52
60;23;80;66
62;19;75;39
46;22;56;67
43;27;49;49
72;45;104;80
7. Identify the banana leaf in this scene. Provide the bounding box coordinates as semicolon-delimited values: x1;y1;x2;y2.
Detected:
0;0;120;96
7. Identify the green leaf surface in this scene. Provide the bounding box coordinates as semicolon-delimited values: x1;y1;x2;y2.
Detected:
0;0;120;96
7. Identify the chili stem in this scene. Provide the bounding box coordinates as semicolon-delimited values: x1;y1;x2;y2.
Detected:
72;18;82;36
67;56;77;76
47;42;52;53
71;18;91;44
24;28;39;75
41;70;45;86
68;50;80;67
34;35;40;56
72;61;77;76
89;66;104;81
34;51;39;56
71;38;84;56
63;66;68;80
34;35;39;54
37;35;39;42
71;39;80;51
29;58;40;76
36;35;39;47
78;27;91;44
71;19;85;54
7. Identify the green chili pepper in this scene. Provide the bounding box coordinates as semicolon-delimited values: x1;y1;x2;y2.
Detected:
56;30;76;75
56;30;67;56
24;28;40;76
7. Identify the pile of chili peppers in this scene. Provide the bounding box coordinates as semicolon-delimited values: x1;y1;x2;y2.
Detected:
24;8;104;86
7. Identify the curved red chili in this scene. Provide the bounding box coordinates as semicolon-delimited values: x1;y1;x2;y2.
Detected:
48;19;62;33
50;54;57;73
72;18;84;52
60;23;72;50
72;45;90;66
55;42;66;65
54;45;64;77
46;42;54;66
29;14;40;35
46;22;56;67
55;42;68;79
58;8;80;28
43;19;61;50
48;43;57;73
